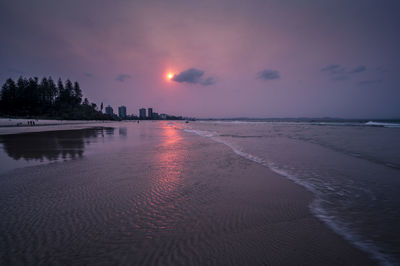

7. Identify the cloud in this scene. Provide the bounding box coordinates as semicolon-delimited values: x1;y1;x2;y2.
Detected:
115;74;131;82
348;65;366;74
321;64;341;72
358;79;383;86
321;64;366;75
257;69;280;80
321;64;367;81
84;72;94;77
172;68;215;86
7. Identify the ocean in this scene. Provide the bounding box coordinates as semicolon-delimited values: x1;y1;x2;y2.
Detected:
0;120;398;265
185;120;400;265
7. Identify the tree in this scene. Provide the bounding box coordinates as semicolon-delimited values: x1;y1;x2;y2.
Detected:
73;81;82;105
57;78;64;92
26;77;39;115
0;78;17;114
65;79;74;105
56;78;65;109
16;76;27;115
39;77;49;114
47;77;58;106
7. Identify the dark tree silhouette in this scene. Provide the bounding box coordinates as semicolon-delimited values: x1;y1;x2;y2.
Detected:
0;76;114;120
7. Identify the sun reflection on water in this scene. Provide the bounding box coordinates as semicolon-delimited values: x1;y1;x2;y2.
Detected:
156;123;184;193
137;122;187;235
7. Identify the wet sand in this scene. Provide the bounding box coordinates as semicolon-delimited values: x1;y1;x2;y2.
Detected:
0;122;375;265
0;118;116;135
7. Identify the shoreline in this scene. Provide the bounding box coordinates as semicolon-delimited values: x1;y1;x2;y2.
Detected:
184;126;381;265
0;119;184;135
0;122;376;264
0;118;119;135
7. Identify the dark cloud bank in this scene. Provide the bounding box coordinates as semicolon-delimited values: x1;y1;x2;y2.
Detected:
172;68;215;86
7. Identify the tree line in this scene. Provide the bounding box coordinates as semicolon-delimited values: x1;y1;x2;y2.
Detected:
0;76;114;120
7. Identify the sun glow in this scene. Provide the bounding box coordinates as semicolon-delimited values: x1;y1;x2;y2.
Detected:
167;73;174;80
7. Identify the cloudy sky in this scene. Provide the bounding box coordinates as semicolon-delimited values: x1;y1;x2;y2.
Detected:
1;0;399;118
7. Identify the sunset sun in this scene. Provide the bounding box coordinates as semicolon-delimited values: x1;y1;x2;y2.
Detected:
167;73;174;80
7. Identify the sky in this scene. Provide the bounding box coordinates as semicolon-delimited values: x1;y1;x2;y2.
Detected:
1;0;400;118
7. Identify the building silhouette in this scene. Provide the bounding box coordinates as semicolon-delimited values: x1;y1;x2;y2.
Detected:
148;108;153;119
139;108;146;119
105;105;114;115
118;106;127;119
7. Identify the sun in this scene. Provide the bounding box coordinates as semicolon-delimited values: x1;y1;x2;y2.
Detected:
167;73;174;80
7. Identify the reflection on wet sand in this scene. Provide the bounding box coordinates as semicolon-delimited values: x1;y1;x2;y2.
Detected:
0;127;114;162
136;124;187;235
156;124;185;193
119;127;127;137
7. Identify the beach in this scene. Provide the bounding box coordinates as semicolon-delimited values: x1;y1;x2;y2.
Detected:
0;118;116;135
0;121;377;265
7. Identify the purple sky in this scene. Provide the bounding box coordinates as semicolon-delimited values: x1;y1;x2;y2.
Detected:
1;0;400;118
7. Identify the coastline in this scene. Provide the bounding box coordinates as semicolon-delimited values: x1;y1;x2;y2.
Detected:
0;122;376;264
0;118;118;135
182;128;377;265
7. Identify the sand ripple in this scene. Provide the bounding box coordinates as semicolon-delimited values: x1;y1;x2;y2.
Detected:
0;123;375;265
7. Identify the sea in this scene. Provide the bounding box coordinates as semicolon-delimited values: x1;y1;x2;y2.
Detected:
184;120;400;265
0;119;399;265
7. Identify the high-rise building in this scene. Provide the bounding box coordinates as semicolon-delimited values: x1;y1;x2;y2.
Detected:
105;105;113;115
118;106;127;119
139;108;146;119
148;108;153;119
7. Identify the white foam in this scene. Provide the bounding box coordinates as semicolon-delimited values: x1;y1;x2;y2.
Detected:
365;121;400;128
197;120;400;129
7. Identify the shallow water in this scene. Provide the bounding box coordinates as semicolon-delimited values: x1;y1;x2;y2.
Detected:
0;121;375;265
0;126;114;174
186;121;400;265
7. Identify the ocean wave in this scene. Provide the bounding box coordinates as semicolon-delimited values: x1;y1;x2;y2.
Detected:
197;120;400;128
183;127;396;266
365;121;400;128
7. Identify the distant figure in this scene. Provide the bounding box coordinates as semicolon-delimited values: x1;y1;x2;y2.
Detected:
137;120;140;123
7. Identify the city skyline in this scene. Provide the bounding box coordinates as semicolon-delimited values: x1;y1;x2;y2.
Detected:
105;104;174;120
